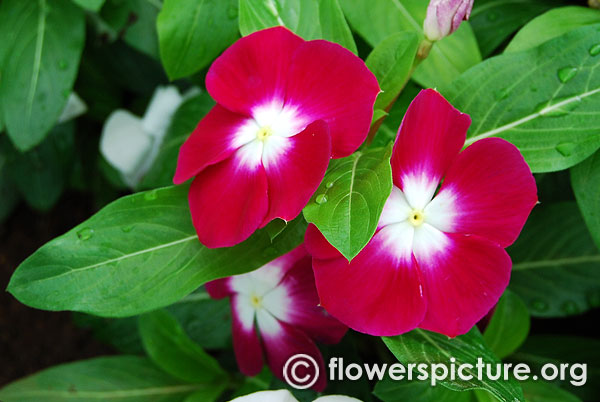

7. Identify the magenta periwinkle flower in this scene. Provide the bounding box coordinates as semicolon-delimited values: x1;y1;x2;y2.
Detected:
423;0;474;41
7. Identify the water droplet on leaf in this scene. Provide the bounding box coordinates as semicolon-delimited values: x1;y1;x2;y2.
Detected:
589;43;600;56
315;194;328;204
555;142;577;157
77;227;94;240
326;181;334;189
557;67;577;83
121;226;134;233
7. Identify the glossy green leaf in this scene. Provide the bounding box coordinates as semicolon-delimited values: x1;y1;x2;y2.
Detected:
0;356;205;401
139;309;227;384
483;290;530;359
140;92;215;189
7;185;307;317
238;0;356;53
469;0;559;56
442;24;600;172
383;328;524;402
571;150;600;249
374;376;473;402
366;32;420;110
520;380;581;402
339;0;481;88
183;385;228;402
508;202;600;317
157;0;239;80
303;146;393;261
505;6;600;53
72;0;105;11
0;0;85;151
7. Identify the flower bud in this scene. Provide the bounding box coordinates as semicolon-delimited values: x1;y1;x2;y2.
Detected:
423;0;474;41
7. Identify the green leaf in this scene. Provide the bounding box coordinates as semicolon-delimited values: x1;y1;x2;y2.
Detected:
366;32;420;110
183;385;228;402
483;290;530;359
72;0;105;12
571;151;600;248
7;185;307;317
238;0;357;53
469;0;559;57
383;328;524;402
157;0;239;80
139;309;227;384
0;0;85;151
0;138;19;223
303;146;393;261
339;0;481;88
508;202;600;317
4;122;75;211
505;6;600;54
0;356;206;401
520;380;582;402
442;24;600;173
374;376;473;402
73;312;144;354
140;92;215;189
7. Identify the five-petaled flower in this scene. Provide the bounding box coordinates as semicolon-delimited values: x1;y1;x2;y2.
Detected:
174;27;379;248
305;89;537;337
206;245;348;391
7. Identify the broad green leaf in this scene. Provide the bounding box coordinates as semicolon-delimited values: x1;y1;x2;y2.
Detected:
7;185;307;317
140;92;215;189
72;0;105;11
339;0;481;88
483;290;530;359
157;0;239;80
505;6;600;54
0;356;205;402
383;328;524;402
366;32;420;110
571;151;600;248
442;24;600;173
374;376;473;402
0;0;85;151
469;0;559;56
238;0;357;53
0;138;19;222
183;385;228;402
4;122;75;212
508;202;600;317
139;309;227;384
73;312;144;354
521;380;581;402
303;146;393;260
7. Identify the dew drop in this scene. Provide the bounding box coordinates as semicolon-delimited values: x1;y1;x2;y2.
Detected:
589;43;600;56
561;300;579;315
532;299;548;312
555;142;577;157
144;190;158;201
121;225;133;233
557;66;578;83
77;227;94;241
315;194;328;204
326;181;334;189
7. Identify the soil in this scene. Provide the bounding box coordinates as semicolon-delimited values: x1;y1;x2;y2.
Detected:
0;193;114;387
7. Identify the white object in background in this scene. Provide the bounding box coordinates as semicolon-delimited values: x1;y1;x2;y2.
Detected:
58;93;87;123
100;85;189;188
228;390;363;402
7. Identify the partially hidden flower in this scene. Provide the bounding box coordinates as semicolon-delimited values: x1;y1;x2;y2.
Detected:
174;27;380;248
206;245;348;391
305;89;537;337
423;0;474;41
229;390;361;402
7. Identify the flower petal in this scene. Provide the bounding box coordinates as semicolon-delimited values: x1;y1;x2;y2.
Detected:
230;390;299;402
205;278;232;299
266;254;348;344
188;151;268;248
308;225;426;336
174;105;256;184
231;295;263;376
285;40;380;158
257;311;327;391
425;138;537;247
391;89;471;208
415;232;512;337
206;27;304;115
262;120;331;225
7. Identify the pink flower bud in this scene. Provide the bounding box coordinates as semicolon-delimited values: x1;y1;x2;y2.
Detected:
423;0;474;41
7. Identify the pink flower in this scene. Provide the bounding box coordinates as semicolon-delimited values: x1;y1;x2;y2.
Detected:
206;245;348;391
423;0;474;41
305;89;537;337
174;27;379;248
